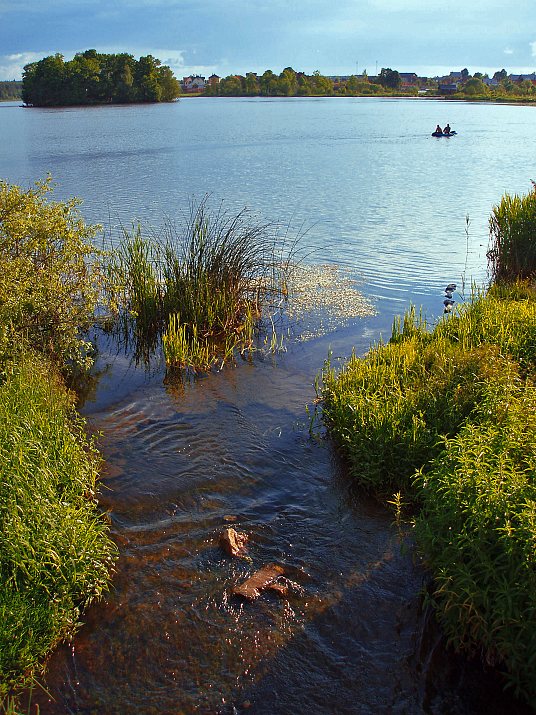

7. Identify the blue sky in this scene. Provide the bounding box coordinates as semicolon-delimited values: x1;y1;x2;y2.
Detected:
1;0;535;80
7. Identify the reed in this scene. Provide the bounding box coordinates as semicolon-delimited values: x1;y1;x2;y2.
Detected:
488;182;536;283
107;199;285;369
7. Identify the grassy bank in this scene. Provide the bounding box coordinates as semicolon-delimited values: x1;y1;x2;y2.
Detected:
0;179;117;705
320;186;536;704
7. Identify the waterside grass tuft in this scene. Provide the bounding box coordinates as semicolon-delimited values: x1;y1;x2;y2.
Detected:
106;199;287;370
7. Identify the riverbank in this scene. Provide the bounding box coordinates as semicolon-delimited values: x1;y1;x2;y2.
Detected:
0;180;117;709
321;282;536;704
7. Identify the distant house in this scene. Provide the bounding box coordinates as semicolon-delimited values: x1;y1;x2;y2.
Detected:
483;77;499;88
399;72;418;87
438;82;459;95
448;71;464;81
182;75;206;92
509;72;536;84
207;74;220;87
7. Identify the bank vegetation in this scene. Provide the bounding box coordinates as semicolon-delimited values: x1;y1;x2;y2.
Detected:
320;183;536;705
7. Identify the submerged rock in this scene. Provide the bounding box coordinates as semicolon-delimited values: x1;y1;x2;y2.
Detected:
233;563;285;600
219;527;248;557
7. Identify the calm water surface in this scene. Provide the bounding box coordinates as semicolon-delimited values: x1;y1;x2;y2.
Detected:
2;98;535;713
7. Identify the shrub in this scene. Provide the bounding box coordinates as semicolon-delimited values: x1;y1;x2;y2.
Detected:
414;378;536;703
0;177;105;371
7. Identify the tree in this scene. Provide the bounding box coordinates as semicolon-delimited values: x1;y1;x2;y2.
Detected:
245;72;259;95
493;69;507;82
278;67;298;96
378;67;401;89
461;68;470;80
462;77;488;96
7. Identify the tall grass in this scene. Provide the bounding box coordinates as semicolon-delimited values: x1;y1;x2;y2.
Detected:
107;200;286;370
0;351;116;699
488;182;536;283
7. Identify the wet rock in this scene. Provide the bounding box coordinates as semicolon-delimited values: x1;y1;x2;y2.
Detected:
219;527;248;557
223;515;238;522
266;581;289;597
233;563;285;600
445;283;457;293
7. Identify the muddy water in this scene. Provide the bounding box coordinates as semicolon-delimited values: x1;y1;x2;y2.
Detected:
28;314;532;715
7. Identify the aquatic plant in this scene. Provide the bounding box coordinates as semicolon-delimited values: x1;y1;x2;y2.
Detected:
107;198;287;370
320;281;536;703
488;182;536;283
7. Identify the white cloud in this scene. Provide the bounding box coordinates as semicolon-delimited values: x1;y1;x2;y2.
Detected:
504;48;514;55
0;51;45;79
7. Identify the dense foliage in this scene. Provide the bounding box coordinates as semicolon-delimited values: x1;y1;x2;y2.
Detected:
321;181;536;703
0;353;116;698
321;285;536;703
0;82;22;101
488;182;536;283
0;177;105;370
205;66;416;97
22;50;180;106
0;179;116;704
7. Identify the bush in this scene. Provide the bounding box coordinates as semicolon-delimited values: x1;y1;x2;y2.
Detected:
414;378;536;703
0;177;105;371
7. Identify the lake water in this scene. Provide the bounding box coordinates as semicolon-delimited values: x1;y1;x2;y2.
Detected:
2;97;535;714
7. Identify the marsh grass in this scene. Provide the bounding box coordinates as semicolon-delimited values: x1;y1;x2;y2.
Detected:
488;182;536;283
0;351;116;699
321;283;536;703
107;200;287;370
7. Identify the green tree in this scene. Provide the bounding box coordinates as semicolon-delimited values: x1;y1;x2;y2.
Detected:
378;67;401;89
493;69;507;82
278;67;298;95
245;72;260;95
462;77;489;96
309;70;333;95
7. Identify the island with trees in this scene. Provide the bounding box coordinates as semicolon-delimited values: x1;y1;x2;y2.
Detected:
21;50;180;106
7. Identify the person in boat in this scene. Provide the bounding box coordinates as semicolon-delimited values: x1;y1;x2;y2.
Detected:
443;123;452;134
435;124;442;134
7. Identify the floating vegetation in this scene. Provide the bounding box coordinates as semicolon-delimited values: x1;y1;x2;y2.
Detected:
282;263;376;342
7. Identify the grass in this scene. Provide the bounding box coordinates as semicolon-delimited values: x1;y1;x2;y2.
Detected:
0;179;116;708
487;182;536;284
320;283;536;703
0;352;116;700
106;199;287;371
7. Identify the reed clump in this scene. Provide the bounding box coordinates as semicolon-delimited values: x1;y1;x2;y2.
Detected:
487;182;536;283
107;200;284;370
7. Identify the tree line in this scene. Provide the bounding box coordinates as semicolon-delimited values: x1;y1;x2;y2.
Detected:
0;81;22;101
204;67;411;97
22;50;180;106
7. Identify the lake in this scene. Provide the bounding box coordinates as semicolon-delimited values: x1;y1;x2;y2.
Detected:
2;97;535;714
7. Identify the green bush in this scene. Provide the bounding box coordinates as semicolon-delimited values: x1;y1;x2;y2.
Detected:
0;352;116;696
414;378;536;703
0;177;105;371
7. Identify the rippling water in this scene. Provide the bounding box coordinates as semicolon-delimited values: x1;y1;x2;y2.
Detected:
3;98;536;713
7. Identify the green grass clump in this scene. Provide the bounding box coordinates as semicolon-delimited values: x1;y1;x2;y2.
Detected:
0;352;116;698
107;200;284;370
414;378;536;703
488;182;536;284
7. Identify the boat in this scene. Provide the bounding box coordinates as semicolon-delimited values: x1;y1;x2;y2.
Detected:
432;130;457;137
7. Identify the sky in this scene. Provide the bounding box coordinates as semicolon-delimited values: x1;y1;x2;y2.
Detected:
1;0;535;81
